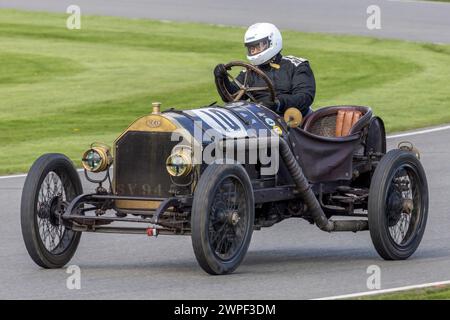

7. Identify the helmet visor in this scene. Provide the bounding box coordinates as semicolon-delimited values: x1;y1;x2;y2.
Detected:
245;37;270;56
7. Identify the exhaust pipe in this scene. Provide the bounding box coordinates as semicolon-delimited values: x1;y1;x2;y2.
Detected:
279;137;368;232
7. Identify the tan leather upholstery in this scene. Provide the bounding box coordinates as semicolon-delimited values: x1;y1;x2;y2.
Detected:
335;110;362;137
301;105;372;138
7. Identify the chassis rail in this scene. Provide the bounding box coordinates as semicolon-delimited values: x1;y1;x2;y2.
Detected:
61;193;192;232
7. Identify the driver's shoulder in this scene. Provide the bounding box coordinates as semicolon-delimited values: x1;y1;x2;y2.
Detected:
281;55;308;68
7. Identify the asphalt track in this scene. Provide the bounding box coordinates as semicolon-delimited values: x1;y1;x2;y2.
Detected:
1;0;450;43
1;0;450;300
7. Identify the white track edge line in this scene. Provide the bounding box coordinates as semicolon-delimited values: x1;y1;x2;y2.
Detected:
387;124;450;139
0;168;85;180
313;280;450;300
1;124;450;180
387;0;450;5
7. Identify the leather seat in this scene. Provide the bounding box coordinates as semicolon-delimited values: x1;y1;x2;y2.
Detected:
302;106;372;138
335;110;362;137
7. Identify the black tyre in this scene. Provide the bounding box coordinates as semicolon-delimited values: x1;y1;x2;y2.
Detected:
21;153;83;268
191;163;254;275
368;149;428;260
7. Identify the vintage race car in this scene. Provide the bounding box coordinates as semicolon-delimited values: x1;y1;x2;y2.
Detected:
21;61;429;275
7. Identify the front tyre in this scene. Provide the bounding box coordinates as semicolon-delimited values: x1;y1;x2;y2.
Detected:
21;153;83;268
368;149;428;260
191;163;254;275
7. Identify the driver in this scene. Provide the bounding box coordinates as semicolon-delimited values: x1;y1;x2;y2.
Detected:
214;23;316;117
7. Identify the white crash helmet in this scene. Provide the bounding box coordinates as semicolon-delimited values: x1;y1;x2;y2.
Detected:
244;23;282;66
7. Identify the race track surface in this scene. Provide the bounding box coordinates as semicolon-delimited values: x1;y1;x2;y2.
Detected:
1;129;450;299
0;0;450;43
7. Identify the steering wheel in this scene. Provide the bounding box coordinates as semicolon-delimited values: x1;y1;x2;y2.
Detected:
215;61;276;104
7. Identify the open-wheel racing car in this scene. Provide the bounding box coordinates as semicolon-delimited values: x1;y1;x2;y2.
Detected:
21;61;429;275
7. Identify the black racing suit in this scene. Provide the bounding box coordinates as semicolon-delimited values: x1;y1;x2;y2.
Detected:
221;53;316;117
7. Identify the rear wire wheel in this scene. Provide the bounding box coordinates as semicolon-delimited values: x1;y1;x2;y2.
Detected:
21;154;83;268
191;163;254;275
368;149;428;260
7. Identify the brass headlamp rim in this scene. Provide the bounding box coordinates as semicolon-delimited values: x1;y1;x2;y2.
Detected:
165;147;193;177
81;144;113;173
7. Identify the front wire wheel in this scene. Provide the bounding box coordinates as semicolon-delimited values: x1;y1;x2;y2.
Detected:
36;171;69;253
368;149;428;260
21;154;83;268
191;163;254;275
209;176;248;261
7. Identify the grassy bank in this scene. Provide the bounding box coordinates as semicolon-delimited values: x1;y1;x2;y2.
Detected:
1;9;450;174
357;285;450;300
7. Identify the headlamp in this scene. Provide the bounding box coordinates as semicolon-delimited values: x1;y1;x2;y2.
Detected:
81;143;113;173
166;147;192;177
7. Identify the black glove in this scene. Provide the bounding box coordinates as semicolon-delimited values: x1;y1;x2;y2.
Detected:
259;96;281;110
213;63;228;79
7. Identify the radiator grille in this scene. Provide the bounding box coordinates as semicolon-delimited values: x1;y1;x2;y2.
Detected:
114;131;178;198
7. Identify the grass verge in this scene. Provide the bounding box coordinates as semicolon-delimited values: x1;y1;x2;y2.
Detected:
356;285;450;300
1;9;450;174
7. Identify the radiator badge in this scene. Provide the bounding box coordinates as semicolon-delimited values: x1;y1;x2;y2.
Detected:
147;119;161;128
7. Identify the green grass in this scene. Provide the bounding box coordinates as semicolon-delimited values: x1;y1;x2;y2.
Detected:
1;9;450;174
355;285;450;300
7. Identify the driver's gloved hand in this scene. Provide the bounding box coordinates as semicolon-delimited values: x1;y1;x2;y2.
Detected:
213;64;228;79
259;97;281;110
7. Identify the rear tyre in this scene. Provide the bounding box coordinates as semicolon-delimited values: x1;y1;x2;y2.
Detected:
21;153;83;268
368;149;428;260
191;163;254;275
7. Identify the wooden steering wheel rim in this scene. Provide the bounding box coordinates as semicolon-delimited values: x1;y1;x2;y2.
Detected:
215;61;276;104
